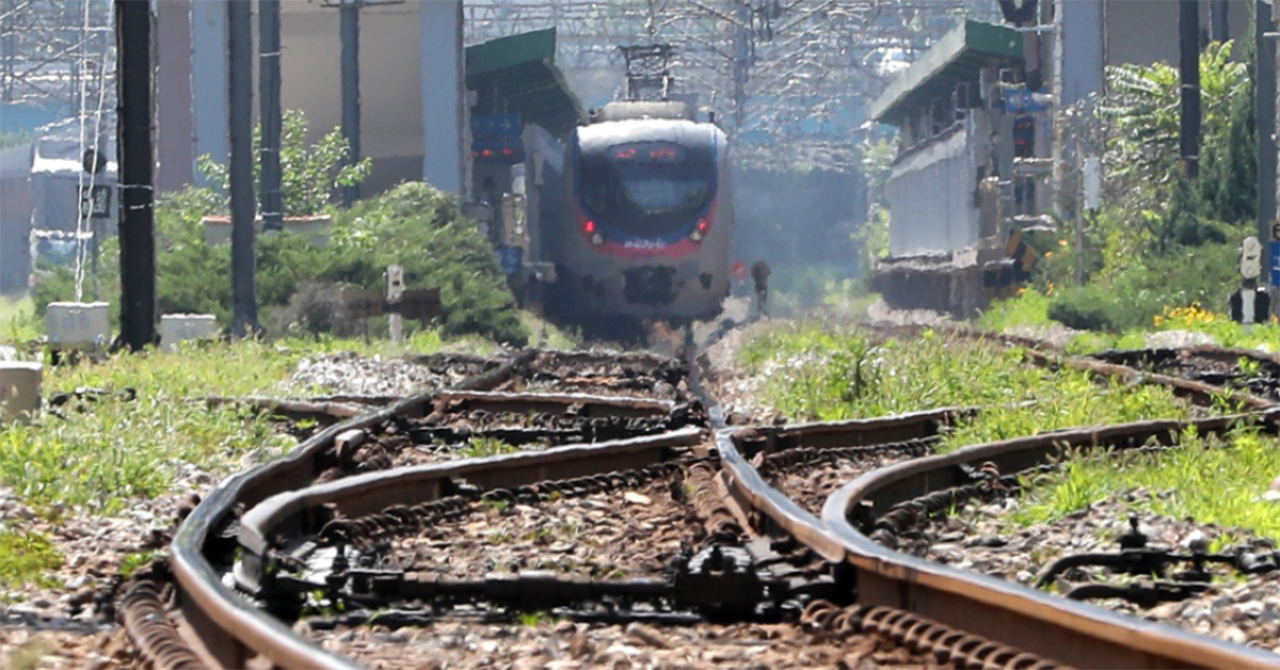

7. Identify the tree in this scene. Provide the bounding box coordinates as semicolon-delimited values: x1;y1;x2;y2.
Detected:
198;109;372;216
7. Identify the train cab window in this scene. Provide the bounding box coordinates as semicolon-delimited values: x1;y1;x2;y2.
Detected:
578;140;715;237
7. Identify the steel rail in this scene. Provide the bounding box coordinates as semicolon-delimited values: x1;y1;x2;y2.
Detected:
170;351;540;669
818;412;1280;670
715;409;963;563
166;328;1279;669
234;427;706;594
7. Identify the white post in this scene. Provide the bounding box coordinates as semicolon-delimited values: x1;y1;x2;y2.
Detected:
0;362;42;425
387;264;405;343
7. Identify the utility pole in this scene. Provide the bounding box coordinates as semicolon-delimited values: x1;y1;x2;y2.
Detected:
1179;0;1201;179
324;0;403;206
1211;0;1229;43
260;0;283;231
1257;0;1276;300
228;0;259;336
115;0;156;351
730;1;752;131
340;0;361;207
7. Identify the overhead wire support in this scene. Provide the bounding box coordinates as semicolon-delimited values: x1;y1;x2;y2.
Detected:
322;0;403;207
339;0;359;207
1179;0;1201;179
259;0;283;231
114;0;156;351
228;0;259;337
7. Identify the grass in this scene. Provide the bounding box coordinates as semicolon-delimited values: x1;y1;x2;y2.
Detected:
983;289;1280;354
0;295;40;345
519;311;581;350
0;530;63;589
460;436;521;459
976;288;1054;332
743;320;1280;547
0;324;506;517
1012;427;1280;541
739;323;1190;450
119;550;158;579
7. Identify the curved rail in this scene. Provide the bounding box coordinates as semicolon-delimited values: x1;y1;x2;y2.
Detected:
170;348;557;668
817;413;1280;670
165;331;1280;669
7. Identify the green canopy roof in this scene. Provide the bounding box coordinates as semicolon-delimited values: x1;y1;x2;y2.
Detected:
465;28;586;137
870;20;1023;126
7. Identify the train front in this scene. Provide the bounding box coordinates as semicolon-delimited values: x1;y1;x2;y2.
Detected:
553;112;733;325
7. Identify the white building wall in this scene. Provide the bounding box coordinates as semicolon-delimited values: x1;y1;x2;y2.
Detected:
886;118;989;258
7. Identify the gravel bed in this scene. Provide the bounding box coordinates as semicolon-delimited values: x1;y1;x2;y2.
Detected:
764;452;924;515
307;619;941;669
913;487;1280;653
287;351;491;397
702;320;790;425
0;471;219;669
385;477;703;581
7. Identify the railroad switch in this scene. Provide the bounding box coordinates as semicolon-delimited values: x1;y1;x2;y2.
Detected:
1035;515;1280;607
671;545;783;613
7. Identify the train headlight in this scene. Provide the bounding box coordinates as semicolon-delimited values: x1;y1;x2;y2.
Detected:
591;233;604;246
690;218;709;242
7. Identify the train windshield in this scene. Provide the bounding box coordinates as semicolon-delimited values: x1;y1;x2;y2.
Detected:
579;140;714;237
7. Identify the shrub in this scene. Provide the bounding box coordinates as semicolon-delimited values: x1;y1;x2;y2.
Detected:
33;182;529;346
1048;284;1131;332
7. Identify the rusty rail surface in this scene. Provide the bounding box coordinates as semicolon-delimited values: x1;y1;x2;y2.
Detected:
167;346;708;669
164;331;1280;670
810;413;1280;670
170;351;541;669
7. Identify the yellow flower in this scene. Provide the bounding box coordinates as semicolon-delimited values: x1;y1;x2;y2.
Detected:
1044;251;1054;258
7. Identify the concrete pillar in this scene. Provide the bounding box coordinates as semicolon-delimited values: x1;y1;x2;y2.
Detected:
192;0;229;189
421;0;464;195
155;0;194;192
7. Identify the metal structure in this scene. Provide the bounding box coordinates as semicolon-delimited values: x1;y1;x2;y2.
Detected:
619;43;676;101
114;0;153;351
463;0;1000;171
321;0;406;207
0;0;113;112
229;0;259;337
155;330;1280;669
259;0;283;231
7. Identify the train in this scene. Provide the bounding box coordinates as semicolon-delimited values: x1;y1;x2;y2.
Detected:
541;99;734;334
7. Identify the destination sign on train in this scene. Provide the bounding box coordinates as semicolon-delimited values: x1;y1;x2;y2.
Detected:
609;142;686;162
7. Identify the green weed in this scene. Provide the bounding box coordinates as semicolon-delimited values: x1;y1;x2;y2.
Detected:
1015;429;1280;541
518;611;556;627
120;551;158;579
977;289;1052;332
0;530;63;588
740;324;1189;450
461;437;519;459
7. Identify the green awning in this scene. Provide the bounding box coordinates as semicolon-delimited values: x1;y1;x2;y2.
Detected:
465;28;586;137
870;20;1023;126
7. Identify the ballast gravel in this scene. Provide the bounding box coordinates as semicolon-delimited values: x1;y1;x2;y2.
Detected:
913;487;1280;654
287;351;473;397
311;619;943;670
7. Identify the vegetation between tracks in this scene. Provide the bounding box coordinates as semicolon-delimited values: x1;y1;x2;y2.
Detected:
739;323;1191;450
981;288;1280;354
0;330;508;519
1009;427;1280;545
0;530;62;590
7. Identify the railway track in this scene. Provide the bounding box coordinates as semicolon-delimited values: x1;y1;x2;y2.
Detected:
126;329;1280;669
